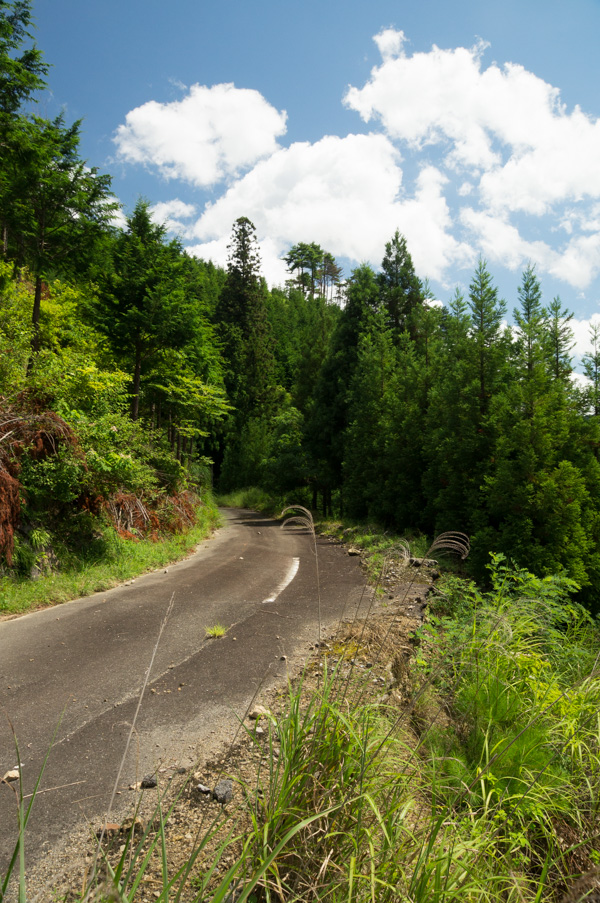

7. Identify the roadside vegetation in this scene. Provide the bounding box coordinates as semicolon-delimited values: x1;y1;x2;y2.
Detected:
4;0;600;613
0;510;219;616
2;4;600;900
4;516;598;902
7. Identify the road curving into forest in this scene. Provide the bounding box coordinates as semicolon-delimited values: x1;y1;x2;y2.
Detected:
0;508;368;879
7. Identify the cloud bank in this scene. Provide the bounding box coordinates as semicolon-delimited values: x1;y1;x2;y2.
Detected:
114;33;600;295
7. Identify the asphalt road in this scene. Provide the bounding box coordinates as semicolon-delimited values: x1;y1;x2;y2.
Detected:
0;508;367;876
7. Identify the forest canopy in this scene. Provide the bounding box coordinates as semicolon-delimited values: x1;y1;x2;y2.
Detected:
2;0;600;610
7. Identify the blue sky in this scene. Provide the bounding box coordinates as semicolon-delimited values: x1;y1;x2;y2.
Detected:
32;0;600;353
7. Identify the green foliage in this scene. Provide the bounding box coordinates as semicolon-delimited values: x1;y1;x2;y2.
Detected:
422;556;599;834
0;262;32;390
19;445;83;510
5;536;598;901
217;216;275;420
0;501;220;614
4;21;600;618
379;228;424;336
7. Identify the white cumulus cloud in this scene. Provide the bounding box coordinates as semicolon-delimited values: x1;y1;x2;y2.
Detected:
187;134;471;284
150;199;197;233
113;32;600;299
343;30;600;290
114;83;287;187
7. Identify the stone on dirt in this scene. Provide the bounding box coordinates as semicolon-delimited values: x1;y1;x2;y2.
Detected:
141;774;158;789
212;779;233;804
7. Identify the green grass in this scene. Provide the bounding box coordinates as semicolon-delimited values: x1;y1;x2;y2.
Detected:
0;499;220;616
205;623;228;638
5;520;600;902
215;485;288;516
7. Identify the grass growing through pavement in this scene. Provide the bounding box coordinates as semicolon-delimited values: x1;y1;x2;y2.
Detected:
205;623;228;639
0;499;220;616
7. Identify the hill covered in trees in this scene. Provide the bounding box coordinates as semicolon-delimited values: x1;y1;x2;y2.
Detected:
2;0;600;610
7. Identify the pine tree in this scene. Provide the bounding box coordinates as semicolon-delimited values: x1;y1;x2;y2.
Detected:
8;114;116;356
468;258;507;419
513;265;548;417
583;323;600;417
343;313;394;519
378;230;422;338
97;200;191;421
306;264;379;513
544;295;574;383
0;0;48;254
217;217;275;418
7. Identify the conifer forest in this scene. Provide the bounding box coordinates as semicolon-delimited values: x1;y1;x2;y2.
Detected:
2;0;600;616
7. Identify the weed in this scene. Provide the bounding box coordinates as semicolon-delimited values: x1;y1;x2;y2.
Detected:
5;523;600;903
205;623;227;638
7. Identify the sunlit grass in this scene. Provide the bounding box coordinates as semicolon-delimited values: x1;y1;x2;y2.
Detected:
0;501;220;616
205;623;228;638
4;518;599;903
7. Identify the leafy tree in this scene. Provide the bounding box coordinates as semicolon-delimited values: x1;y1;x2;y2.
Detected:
0;259;32;389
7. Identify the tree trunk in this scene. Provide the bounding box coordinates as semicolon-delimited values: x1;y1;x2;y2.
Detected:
130;337;142;421
26;275;44;373
169;411;175;452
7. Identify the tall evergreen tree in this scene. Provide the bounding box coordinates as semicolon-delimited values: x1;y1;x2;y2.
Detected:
8;115;116;355
512;265;548;417
583;323;600;418
468;258;508;419
217;216;275;418
307;263;379;513
97;201;190;421
343;314;394;519
544;295;574;383
0;0;48;254
378;230;423;338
